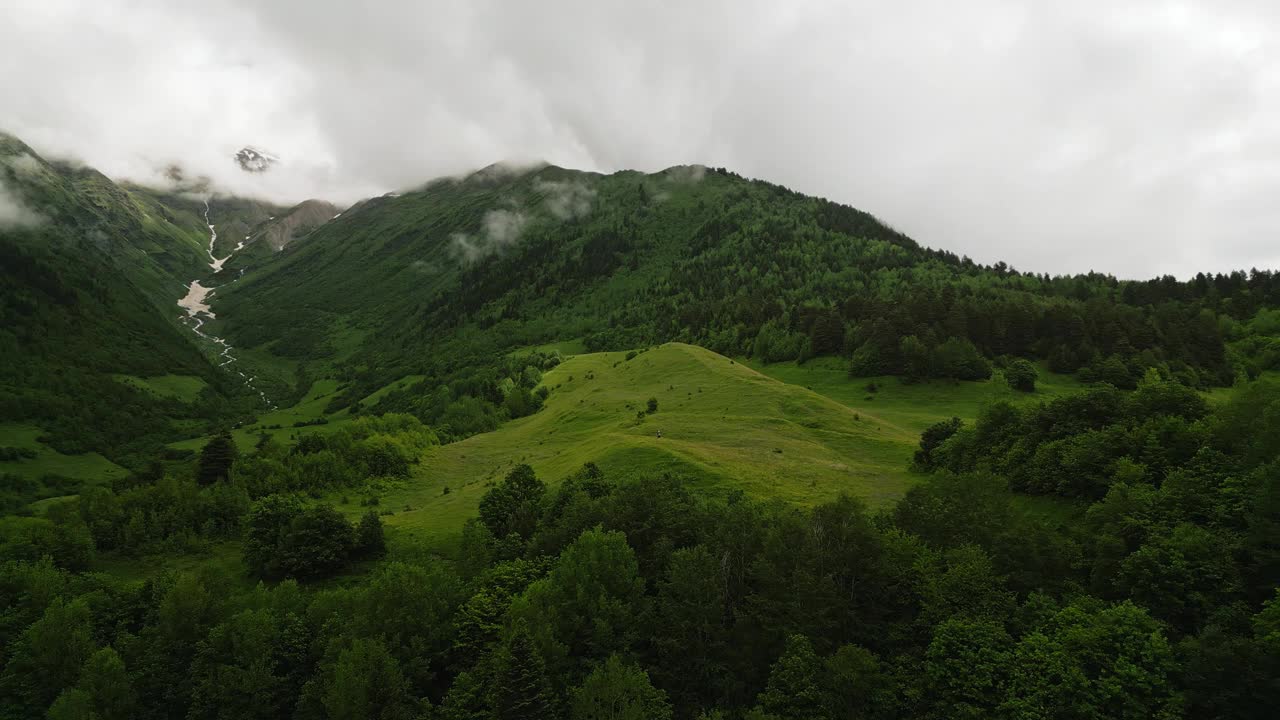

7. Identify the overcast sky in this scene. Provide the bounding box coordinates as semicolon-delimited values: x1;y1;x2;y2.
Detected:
3;0;1278;278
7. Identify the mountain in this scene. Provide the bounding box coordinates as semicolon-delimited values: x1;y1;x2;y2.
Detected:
216;198;341;280
233;146;278;173
0;133;307;468
0;131;232;461
211;161;1277;441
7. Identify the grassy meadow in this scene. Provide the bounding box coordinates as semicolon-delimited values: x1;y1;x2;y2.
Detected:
361;345;1097;552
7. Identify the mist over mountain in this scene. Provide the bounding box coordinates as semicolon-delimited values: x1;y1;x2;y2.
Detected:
7;1;1280;277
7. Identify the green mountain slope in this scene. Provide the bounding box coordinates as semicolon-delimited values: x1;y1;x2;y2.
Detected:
210;160;1280;449
0;134;261;467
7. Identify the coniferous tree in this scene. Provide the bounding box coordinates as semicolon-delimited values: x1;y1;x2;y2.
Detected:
491;620;557;720
197;432;237;485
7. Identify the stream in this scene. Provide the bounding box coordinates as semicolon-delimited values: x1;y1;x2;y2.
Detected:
177;200;276;409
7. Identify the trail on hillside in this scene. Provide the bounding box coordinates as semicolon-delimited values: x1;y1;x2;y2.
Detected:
177;199;275;409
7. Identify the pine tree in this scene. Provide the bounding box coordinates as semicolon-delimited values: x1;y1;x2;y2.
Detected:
196;432;238;485
491;620;557;720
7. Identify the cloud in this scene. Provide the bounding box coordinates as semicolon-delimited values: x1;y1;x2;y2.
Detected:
0;178;42;228
4;1;1280;277
534;178;596;219
483;208;528;245
7;154;43;177
665;165;706;184
451;208;530;263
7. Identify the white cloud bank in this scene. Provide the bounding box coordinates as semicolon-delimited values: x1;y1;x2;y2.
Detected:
4;1;1280;277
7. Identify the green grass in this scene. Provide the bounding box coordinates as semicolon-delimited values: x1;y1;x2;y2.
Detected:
166;373;434;455
360;375;427;407
169;379;354;454
351;343;924;549
745;356;1088;436
112;374;208;402
0;423;129;483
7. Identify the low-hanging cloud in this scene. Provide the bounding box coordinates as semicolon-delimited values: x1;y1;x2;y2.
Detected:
7;154;43;178
665;164;706;184
5;1;1280;277
534;178;597;220
0;179;42;228
450;208;530;263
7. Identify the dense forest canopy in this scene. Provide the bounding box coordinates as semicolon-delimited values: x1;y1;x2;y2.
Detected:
3;380;1279;718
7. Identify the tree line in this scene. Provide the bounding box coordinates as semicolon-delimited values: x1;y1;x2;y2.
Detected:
2;380;1279;718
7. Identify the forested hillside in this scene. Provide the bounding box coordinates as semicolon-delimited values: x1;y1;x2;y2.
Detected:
3;132;1280;719
213;162;1280;441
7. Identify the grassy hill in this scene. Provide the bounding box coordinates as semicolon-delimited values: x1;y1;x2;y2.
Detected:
344;344;1098;551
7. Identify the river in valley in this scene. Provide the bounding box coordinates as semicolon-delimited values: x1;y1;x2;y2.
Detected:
177;200;275;409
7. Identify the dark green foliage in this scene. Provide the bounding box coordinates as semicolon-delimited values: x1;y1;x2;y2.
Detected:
187;607;309;720
912;417;963;470
243;496;356;580
753;320;805;364
196;432;237;485
478;464;546;541
355;511;387;558
3;413;1278;720
899;335;931;384
318;638;414;720
932;337;992;381
514;526;647;674
490;620;557;720
921;620;1012;720
646;397;658;414
1004;358;1037;392
74;647;136;720
0;597;94;712
1002;600;1182;719
755;635;828;720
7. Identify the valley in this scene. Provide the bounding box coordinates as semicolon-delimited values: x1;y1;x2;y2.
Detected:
175;200;275;410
